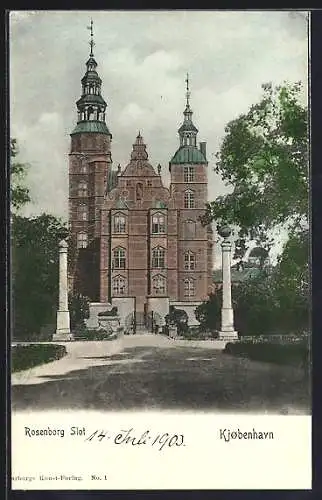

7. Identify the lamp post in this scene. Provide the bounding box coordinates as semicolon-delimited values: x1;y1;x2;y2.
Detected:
217;225;238;341
53;239;72;341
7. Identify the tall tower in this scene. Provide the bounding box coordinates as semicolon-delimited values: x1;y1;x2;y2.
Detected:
169;75;213;303
68;20;112;300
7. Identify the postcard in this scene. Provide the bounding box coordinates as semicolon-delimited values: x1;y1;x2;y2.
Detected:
10;10;311;490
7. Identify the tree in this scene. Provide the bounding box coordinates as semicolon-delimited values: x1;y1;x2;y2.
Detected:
195;290;222;331
165;306;188;334
68;293;90;330
198;82;308;336
202;81;308;259
12;213;68;339
10;138;31;212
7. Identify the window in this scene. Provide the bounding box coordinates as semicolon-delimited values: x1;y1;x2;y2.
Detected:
78;181;88;197
112;276;126;296
152;275;166;295
152;214;165;234
184;219;196;238
113;247;126;269
113;214;126;233
184;278;195;297
78;204;88;221
80;162;87;174
184;189;195;208
147;180;153;187
184;251;195;270
152;247;165;268
77;232;88;249
184;166;195;182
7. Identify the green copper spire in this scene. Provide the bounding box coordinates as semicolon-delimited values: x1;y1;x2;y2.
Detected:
71;20;111;136
178;74;198;145
170;75;207;167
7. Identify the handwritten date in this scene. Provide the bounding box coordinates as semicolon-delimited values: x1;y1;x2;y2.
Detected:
85;428;185;451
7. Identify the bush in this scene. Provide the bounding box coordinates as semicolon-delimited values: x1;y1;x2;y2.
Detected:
180;327;218;340
224;340;309;368
73;326;123;341
12;343;67;373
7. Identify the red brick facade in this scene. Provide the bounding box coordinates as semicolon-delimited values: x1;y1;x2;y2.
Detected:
68;51;214;322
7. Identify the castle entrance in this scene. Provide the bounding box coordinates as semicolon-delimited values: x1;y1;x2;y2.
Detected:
124;309;163;334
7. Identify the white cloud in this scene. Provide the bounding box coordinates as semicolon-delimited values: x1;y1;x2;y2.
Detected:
10;9;308;239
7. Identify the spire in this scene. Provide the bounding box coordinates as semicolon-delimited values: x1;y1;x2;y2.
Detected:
87;18;95;57
185;73;190;108
71;20;111;137
178;74;198;147
131;133;148;161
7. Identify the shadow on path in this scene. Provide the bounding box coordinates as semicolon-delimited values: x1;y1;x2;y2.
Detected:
11;345;310;414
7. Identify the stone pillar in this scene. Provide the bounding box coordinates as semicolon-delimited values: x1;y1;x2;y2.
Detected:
53;239;72;341
217;226;238;341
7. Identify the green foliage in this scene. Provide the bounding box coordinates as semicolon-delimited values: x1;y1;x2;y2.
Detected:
73;327;118;341
68;293;90;330
165;306;188;333
10;138;31;212
224;340;308;368
12;344;67;373
195;291;222;331
12;213;69;339
202;81;308;255
199;82;309;337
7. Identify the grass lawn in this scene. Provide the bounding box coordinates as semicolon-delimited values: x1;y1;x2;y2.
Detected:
12;343;67;373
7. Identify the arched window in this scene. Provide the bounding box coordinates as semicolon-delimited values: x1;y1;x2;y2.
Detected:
112;275;126;296
78;181;88;197
113;247;126;269
88;106;94;120
113;214;126;233
184;219;196;238
152;275;166;295
78;204;88;221
184;251;195;270
184;278;195;297
184;189;195;209
152;247;165;268
77;232;88;249
151;213;165;234
184;166;195;182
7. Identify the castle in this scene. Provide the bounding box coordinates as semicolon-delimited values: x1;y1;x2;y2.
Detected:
68;25;214;332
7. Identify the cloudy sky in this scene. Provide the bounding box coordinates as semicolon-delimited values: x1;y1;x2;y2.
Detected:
10;10;308;260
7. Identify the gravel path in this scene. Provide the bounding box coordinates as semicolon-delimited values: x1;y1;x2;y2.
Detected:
11;335;310;414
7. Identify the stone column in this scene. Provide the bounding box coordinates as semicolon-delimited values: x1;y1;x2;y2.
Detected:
217;226;238;341
53;239;72;341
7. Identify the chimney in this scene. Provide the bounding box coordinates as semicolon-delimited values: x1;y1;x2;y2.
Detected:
199;141;207;159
